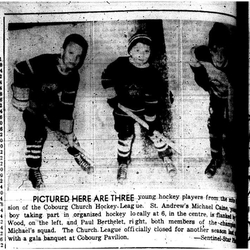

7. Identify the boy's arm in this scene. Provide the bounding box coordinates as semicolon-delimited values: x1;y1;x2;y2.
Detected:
189;46;210;92
101;62;118;109
101;64;115;89
11;59;35;111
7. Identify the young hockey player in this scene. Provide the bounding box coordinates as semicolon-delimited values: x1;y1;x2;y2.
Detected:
102;32;177;183
11;33;93;189
189;23;234;178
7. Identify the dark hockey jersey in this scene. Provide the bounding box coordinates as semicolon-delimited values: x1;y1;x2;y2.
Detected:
12;54;80;134
190;45;234;122
102;57;162;119
190;45;231;99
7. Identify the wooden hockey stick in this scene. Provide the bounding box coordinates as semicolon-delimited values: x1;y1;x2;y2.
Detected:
43;114;94;166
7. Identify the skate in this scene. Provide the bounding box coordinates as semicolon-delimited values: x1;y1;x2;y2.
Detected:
205;158;221;178
67;146;94;174
29;168;45;190
163;157;177;177
117;163;128;184
74;152;94;174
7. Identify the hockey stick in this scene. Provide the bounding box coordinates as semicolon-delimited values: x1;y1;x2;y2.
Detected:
52;130;94;166
118;103;181;155
43;114;94;168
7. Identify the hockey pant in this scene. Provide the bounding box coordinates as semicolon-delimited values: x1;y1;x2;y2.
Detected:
114;112;172;164
208;94;231;161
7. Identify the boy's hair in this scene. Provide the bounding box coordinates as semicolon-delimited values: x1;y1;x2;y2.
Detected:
128;33;152;53
62;34;88;68
208;23;230;49
63;33;88;51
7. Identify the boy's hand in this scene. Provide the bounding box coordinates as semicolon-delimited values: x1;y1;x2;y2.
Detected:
189;47;202;68
107;96;118;108
11;85;30;111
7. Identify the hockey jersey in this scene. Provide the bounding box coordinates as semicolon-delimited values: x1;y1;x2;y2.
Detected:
190;45;231;99
102;57;163;121
12;54;80;134
190;45;234;121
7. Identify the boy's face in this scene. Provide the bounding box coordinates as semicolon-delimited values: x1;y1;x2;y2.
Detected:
210;45;228;69
62;42;83;70
129;42;151;67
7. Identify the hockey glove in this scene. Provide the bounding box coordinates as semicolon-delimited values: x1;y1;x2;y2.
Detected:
107;96;118;109
11;84;29;111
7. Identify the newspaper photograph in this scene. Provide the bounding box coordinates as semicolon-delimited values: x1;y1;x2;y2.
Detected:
0;1;248;249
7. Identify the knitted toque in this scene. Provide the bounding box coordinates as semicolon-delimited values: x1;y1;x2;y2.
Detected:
128;33;152;53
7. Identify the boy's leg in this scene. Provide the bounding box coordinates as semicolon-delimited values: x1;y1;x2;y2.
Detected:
206;95;226;177
117;134;134;181
222;105;234;165
114;111;135;182
23;110;47;189
149;131;177;177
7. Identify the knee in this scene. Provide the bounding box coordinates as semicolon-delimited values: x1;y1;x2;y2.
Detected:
25;130;47;144
118;135;134;148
